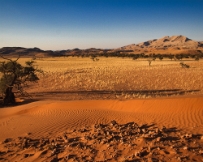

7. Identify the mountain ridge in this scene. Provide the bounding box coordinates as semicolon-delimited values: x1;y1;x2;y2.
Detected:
119;35;203;55
0;35;203;56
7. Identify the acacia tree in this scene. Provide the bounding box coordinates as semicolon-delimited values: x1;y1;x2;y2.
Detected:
0;56;42;106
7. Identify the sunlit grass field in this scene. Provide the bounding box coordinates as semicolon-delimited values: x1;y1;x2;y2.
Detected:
1;57;203;100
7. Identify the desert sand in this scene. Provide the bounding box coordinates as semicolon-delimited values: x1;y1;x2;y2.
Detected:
0;97;203;161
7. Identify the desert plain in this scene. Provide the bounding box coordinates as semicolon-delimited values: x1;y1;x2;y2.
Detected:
0;56;203;162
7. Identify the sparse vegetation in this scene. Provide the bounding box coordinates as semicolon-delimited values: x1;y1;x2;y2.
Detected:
0;55;202;102
180;62;190;68
91;56;99;61
147;59;152;66
18;57;203;100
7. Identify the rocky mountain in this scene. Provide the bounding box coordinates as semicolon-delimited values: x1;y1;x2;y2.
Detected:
119;35;203;55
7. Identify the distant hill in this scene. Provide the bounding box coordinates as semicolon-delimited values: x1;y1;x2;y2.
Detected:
118;35;203;55
0;47;52;57
0;35;203;57
0;46;114;58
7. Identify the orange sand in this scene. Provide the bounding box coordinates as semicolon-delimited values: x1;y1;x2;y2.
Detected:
0;97;202;141
0;97;203;161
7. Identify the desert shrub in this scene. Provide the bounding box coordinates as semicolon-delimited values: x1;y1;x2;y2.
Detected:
180;62;190;68
147;60;152;66
0;56;42;105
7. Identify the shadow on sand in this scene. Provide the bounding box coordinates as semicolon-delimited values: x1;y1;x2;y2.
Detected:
0;99;40;108
0;89;200;107
33;89;200;98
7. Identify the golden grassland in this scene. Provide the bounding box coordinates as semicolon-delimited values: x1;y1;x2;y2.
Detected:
5;56;201;100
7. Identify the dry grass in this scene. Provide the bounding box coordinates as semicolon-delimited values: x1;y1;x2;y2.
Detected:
14;57;203;100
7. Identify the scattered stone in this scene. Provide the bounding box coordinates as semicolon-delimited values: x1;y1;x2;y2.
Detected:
110;120;117;126
0;121;202;161
3;138;12;143
199;150;203;154
183;146;188;150
24;154;29;158
26;132;32;136
156;137;161;142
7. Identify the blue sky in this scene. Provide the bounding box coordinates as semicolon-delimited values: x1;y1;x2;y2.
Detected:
0;0;203;50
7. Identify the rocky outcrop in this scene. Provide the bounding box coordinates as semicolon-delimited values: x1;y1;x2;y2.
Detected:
120;35;203;54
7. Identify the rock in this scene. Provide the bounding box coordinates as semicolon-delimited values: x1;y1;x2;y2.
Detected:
155;128;159;133
51;148;57;155
22;138;28;149
24;154;29;158
156;137;161;142
148;146;151;152
134;151;140;157
199;150;203;154
183;146;188;150
50;156;58;162
26;132;32;135
110;120;117;126
3;138;12;143
177;157;182;161
142;128;146;133
157;147;160;150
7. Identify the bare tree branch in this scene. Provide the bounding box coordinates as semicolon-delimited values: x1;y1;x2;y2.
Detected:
0;55;20;62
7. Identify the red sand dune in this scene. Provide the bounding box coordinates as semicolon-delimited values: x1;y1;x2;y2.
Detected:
0;97;202;141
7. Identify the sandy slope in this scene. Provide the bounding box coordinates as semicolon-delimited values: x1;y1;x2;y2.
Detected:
0;97;202;141
0;97;203;161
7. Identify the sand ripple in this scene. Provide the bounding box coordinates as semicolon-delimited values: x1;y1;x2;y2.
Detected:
0;97;203;141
